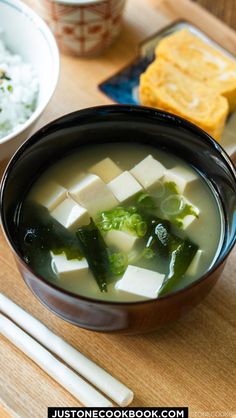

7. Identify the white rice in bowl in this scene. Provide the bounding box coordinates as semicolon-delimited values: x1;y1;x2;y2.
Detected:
0;36;39;140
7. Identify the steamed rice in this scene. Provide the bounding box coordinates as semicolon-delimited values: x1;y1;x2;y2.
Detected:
0;37;39;140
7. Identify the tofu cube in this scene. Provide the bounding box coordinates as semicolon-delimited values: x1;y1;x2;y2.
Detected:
51;252;89;281
51;196;90;231
116;265;165;299
181;214;197;230
186;250;204;276
89;158;122;183
130;155;166;189
104;230;138;253
107;171;142;203
69;174;118;218
180;198;200;230
33;180;67;212
163;165;198;194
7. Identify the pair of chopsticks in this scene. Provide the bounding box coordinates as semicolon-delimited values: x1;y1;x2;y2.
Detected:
0;293;133;407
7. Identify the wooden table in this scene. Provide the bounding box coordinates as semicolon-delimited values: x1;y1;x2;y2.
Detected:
193;0;236;30
1;0;236;416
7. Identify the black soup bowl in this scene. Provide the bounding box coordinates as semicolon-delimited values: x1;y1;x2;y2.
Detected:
1;105;236;334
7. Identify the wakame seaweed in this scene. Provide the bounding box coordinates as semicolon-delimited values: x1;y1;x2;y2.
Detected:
144;217;172;257
141;211;198;295
158;238;198;296
20;199;198;297
98;200;199;295
19;201;83;266
76;219;110;292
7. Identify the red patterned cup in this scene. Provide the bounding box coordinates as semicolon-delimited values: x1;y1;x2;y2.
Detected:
33;0;126;56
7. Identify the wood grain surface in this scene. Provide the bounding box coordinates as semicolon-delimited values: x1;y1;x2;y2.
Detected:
193;0;236;30
0;0;236;416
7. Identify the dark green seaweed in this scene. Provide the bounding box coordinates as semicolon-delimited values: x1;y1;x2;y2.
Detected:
20;200;198;296
19;201;83;267
76;219;110;292
158;237;198;296
144;217;172;257
141;211;198;295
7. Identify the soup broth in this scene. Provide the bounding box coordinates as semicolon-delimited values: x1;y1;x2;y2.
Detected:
19;143;223;302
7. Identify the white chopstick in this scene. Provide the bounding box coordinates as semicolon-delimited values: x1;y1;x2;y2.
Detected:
0;293;134;406
0;313;112;407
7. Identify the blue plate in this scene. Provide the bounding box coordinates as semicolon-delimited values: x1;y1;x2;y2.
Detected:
99;55;153;105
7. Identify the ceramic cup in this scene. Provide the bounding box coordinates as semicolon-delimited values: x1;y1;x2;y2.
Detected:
33;0;126;56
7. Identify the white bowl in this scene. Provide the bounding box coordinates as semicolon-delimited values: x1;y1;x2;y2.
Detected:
0;0;60;160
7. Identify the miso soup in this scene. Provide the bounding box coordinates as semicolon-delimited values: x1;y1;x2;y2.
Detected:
19;143;223;302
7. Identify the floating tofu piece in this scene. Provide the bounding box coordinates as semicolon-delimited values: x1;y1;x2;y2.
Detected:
130;155;166;189
51;252;88;281
104;230;138;253
163;165;198;194
33;180;67;212
116;265;165;299
186;250;204;276
51;196;90;231
181;214;198;230
179;198;200;230
69;174;118;217
89;158;122;183
107;171;142;203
